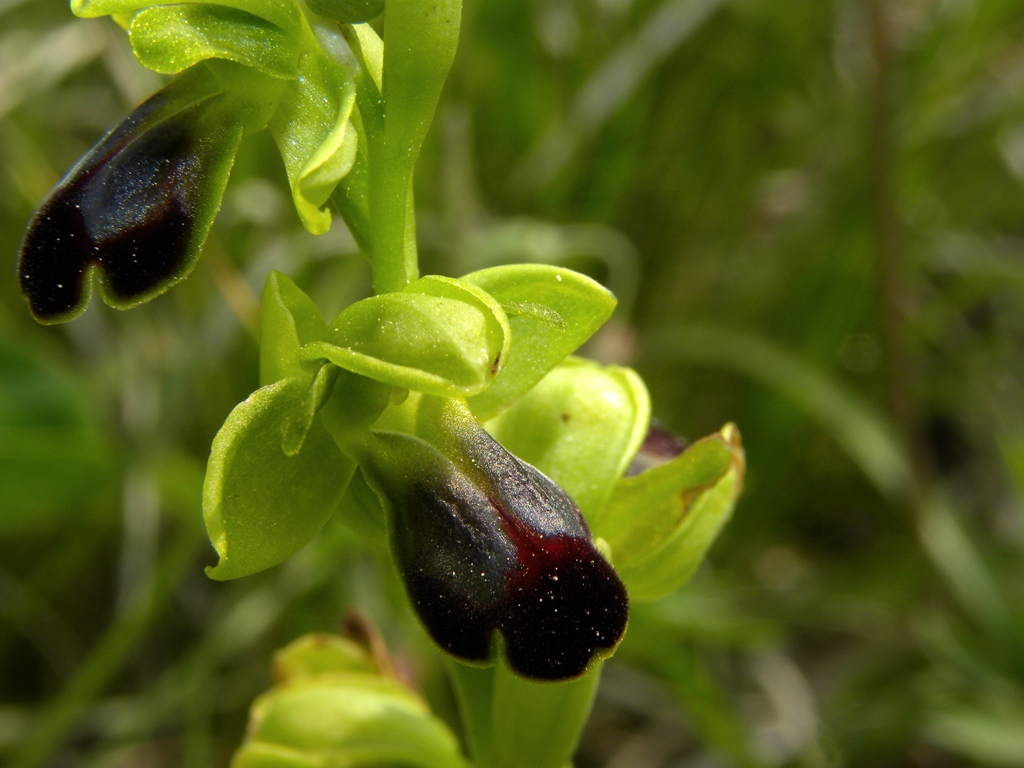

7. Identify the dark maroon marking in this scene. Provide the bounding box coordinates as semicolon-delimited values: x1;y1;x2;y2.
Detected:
386;420;628;680
498;517;628;680
18;92;223;322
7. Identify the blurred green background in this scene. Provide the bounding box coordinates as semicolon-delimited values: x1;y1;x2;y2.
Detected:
3;0;1024;765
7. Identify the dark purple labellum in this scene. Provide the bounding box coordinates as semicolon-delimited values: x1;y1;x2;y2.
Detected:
18;77;242;324
365;404;628;681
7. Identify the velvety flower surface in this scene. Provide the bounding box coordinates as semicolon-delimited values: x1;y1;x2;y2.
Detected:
366;401;629;680
18;75;241;323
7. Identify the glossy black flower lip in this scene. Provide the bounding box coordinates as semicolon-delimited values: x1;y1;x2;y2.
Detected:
364;406;628;681
18;72;242;324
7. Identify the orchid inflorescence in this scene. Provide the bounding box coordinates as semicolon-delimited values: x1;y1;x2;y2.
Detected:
17;1;744;766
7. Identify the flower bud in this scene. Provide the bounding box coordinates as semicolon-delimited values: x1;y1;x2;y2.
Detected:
233;633;469;768
358;398;628;680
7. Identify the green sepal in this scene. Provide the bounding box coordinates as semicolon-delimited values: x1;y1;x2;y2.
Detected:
464;265;617;421
129;5;299;79
259;271;327;387
604;425;745;602
281;364;339;456
329;111;371;251
487;358;650;520
203;378;353;581
317;368;393;447
270;47;358;234
302;276;509;398
72;0;304;38
313;22;378;252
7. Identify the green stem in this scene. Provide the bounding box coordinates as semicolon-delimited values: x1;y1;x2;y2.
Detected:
368;159;417;293
490;661;602;768
446;660;497;768
446;655;604;768
366;0;462;294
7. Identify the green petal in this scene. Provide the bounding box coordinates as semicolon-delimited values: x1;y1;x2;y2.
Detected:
302;276;508;397
270;49;357;234
204;378;353;581
129;5;299;78
72;0;303;37
464;265;616;420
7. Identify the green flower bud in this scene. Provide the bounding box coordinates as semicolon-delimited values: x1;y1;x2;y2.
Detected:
233;633;470;768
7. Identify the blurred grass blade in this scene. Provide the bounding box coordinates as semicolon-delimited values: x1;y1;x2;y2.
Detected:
918;495;1016;641
644;325;1014;640
643;325;910;501
0;22;106;120
924;708;1024;766
513;0;725;191
8;533;197;768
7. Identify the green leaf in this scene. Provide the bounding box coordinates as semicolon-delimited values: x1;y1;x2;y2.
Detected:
72;0;304;37
381;0;460;172
487;358;650;519
302;276;509;397
270;48;358;234
129;5;299;78
464;265;616;420
608;425;745;602
925;708;1024;766
259;271;327;387
234;675;470;768
204;378;353;581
